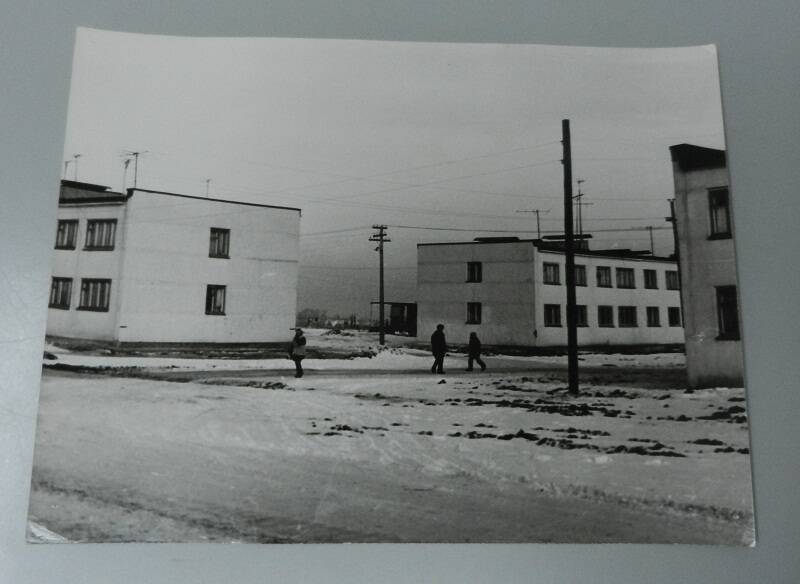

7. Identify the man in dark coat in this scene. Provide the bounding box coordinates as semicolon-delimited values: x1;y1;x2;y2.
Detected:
465;331;487;372
430;323;447;374
288;328;307;378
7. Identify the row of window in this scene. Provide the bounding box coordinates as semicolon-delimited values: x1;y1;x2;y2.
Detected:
464;286;739;340
465;261;679;290
543;263;680;290
56;219;117;250
542;304;682;328
55;219;231;258
49;278;112;311
464;301;681;328
49;278;228;316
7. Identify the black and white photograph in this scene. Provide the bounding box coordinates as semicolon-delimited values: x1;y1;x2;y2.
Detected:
27;29;754;545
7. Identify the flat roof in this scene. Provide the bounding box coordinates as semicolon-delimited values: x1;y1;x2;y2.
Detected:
58;180;303;213
60;180;128;204
670;143;727;172
417;238;675;262
130;188;302;213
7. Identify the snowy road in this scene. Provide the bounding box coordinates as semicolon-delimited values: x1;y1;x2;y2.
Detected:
28;367;754;544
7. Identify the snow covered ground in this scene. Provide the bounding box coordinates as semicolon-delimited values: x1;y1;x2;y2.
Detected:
44;328;685;372
28;339;754;544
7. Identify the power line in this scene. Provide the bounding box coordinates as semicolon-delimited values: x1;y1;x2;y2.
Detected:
386;224;670;234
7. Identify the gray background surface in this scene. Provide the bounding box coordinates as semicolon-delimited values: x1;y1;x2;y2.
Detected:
1;1;797;582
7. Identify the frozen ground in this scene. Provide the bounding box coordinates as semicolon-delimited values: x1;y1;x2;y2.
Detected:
44;328;685;372
28;336;753;545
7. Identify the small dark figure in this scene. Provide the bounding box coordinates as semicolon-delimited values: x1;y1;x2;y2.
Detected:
430;323;447;374
465;332;487;372
288;328;307;378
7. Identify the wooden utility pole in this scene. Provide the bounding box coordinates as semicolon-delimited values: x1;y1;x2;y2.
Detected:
369;225;390;345
562;120;579;395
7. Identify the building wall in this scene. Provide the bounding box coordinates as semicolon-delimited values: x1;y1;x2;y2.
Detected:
417;241;537;346
47;202;127;341
673;165;744;387
416;241;683;348
115;191;300;343
535;250;684;346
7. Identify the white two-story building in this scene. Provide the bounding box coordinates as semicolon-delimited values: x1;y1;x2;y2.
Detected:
47;180;301;344
417;238;683;348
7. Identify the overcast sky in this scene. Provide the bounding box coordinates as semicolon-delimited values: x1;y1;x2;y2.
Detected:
62;29;725;317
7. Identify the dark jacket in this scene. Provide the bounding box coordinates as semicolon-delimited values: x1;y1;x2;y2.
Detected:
468;335;482;357
431;330;447;356
288;334;307;358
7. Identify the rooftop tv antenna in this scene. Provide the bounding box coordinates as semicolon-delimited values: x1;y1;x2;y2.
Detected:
121;150;148;188
65;154;82;180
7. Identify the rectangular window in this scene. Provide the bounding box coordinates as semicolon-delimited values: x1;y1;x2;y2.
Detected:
544;304;561;327
55;219;78;249
205;285;227;315
644;269;658;289
616;267;635;289
716;285;740;340
85;219;117;250
668;306;682;327
665;270;680;290
596;266;612;288
209;227;230;258
466;302;482;324
646;306;661;327
543;262;560;285
598;305;614;327
575;304;588;327
49;277;72;309
574;264;587;287
78;279;111;311
618;306;638;327
709;188;732;238
466;261;482;283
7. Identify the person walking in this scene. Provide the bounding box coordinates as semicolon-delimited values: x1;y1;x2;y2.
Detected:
465;331;487;372
430;323;447;374
288;328;307;378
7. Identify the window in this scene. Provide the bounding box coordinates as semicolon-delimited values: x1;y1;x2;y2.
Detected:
49;277;72;309
466;302;482;324
85;219;117;250
709;188;732;238
543;262;560;285
78;279;111;311
646;307;661;327
575;305;588;327
716;286;740;340
466;261;482;283
574;265;587;287
598;305;614;327
55;220;78;249
209;227;230;258
544;304;561;327
596;266;612;288
665;270;680;290
644;269;658;289
616;267;635;289
618;306;638;327
668;307;682;327
205;285;226;315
